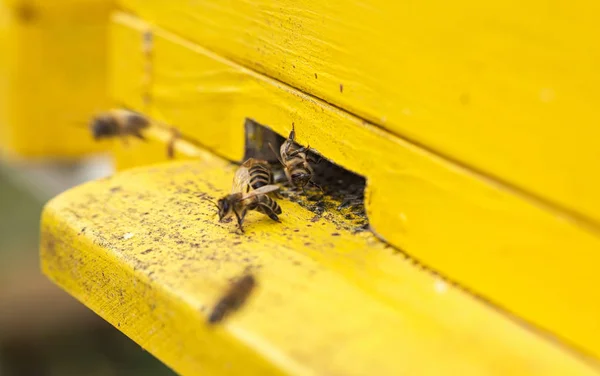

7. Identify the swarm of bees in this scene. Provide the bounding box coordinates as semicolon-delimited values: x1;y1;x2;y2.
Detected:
213;124;321;233
89;109;180;159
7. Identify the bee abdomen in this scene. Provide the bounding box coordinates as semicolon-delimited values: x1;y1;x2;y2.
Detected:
260;195;282;215
248;165;273;189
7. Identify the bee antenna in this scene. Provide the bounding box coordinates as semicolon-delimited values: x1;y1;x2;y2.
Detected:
308;180;324;192
268;142;285;166
202;197;220;208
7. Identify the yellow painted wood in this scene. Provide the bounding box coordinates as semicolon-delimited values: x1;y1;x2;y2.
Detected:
110;125;214;171
108;13;600;359
40;155;600;375
0;0;112;159
117;0;600;226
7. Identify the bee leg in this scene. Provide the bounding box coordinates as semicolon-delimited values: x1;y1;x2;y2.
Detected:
166;131;178;159
287;145;311;158
269;190;282;199
289;124;296;141
167;141;175;159
133;130;147;141
283;139;293;156
233;208;246;233
283;169;295;188
307;154;322;164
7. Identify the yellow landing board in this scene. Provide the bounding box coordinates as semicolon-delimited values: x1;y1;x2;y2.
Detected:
117;0;600;226
40;156;599;376
109;13;600;359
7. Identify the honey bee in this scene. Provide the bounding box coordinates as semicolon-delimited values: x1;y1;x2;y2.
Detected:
270;124;321;192
216;185;282;232
231;158;275;193
208;274;256;324
90;109;149;144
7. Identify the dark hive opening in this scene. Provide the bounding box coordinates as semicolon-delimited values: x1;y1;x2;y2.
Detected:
243;119;368;233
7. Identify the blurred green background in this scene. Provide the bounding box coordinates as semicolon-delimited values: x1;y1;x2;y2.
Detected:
0;158;176;376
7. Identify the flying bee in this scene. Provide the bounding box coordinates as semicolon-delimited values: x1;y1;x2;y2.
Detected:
269;124;321;193
90;109;149;144
215;185;282;233
232;158;275;194
208;273;256;324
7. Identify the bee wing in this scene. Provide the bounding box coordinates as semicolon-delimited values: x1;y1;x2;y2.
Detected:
237;184;280;201
242;157;270;167
241;158;257;167
232;166;251;193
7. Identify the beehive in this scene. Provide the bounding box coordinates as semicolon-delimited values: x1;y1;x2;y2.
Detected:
40;2;600;374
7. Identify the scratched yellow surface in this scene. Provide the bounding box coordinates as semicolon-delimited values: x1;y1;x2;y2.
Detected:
107;13;600;359
116;0;600;227
0;0;112;159
40;155;600;376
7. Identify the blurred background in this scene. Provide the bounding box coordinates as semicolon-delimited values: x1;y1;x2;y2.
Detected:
0;157;176;375
0;1;178;374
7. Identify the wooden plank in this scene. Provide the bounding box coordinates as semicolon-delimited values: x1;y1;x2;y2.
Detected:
108;13;600;360
117;0;600;225
110;125;213;171
0;0;112;159
40;154;599;375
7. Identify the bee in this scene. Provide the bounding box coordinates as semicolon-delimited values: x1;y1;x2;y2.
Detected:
270;124;321;192
208;274;256;324
216;185;282;232
90;109;149;144
232;158;275;193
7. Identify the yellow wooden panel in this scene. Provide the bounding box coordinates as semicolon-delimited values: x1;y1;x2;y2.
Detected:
110;125;214;171
117;0;600;226
108;13;600;360
0;0;112;159
40;155;600;375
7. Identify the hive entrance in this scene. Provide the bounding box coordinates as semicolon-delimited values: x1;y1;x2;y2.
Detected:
243;119;368;233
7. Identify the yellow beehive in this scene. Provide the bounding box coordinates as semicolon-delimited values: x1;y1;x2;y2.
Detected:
40;2;600;374
117;0;600;225
0;0;112;159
